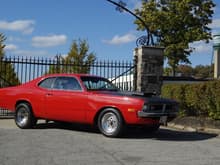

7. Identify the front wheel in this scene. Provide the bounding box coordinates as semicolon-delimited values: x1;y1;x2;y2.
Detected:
15;103;37;129
98;108;124;137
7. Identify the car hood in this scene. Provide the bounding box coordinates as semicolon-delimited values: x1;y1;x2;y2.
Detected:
90;90;177;104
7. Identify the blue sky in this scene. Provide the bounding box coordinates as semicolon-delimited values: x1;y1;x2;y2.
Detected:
0;0;220;67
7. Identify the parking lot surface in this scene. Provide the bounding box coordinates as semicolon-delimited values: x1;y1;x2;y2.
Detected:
0;120;220;165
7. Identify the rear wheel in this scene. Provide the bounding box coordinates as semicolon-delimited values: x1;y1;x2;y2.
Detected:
98;108;124;137
15;103;37;129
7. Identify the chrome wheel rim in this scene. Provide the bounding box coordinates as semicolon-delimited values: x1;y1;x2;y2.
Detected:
16;108;29;127
101;112;118;134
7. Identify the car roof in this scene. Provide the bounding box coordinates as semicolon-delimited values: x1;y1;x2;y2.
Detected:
22;73;103;87
36;74;104;82
43;73;100;79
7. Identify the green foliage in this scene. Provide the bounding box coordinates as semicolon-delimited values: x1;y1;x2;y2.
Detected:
205;81;220;120
48;39;96;74
135;0;215;75
163;67;173;76
162;80;220;120
47;55;65;74
163;64;213;78
193;64;214;78
177;65;193;77
162;83;188;116
0;33;20;87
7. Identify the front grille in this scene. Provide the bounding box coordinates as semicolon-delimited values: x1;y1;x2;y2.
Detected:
165;105;176;112
149;105;163;111
149;104;177;113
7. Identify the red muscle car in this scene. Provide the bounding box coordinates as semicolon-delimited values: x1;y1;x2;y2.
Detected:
0;74;178;137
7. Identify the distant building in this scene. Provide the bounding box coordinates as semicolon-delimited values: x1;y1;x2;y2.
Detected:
109;74;133;91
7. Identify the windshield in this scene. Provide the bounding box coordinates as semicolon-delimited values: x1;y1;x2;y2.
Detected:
80;76;119;91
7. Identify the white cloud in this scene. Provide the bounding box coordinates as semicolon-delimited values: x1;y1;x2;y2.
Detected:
190;41;212;53
13;50;48;57
210;18;220;29
32;35;67;48
4;45;49;57
5;44;18;51
8;36;24;42
129;0;142;10
0;20;35;34
103;33;136;45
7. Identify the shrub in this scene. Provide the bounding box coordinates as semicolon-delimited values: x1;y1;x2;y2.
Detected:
161;80;220;120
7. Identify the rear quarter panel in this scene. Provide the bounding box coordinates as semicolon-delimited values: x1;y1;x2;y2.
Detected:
0;87;20;111
0;81;44;118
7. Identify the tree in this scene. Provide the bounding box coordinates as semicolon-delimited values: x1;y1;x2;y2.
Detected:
177;65;193;77
48;39;96;74
163;64;213;78
163;67;172;76
164;64;193;76
193;64;213;78
47;54;65;74
65;39;96;73
0;33;20;87
134;0;215;76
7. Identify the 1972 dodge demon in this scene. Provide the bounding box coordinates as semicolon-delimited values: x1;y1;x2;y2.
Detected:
0;74;178;137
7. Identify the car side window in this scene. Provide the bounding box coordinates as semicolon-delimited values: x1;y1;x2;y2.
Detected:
38;77;56;89
52;77;82;91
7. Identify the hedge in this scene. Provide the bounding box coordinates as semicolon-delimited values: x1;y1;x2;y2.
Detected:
161;80;220;120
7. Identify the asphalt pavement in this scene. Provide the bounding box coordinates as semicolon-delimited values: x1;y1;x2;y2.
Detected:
1;119;220;165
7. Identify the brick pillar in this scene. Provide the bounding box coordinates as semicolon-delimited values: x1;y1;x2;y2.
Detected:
133;46;164;95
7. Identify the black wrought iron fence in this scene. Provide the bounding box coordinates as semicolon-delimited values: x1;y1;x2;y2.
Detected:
0;56;134;117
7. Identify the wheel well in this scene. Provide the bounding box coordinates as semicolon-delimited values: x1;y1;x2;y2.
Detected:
15;100;32;110
93;107;125;126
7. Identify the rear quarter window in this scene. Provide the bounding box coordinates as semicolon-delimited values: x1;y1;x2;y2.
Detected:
38;77;56;89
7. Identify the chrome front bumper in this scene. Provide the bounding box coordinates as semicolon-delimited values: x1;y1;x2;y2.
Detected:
137;111;178;118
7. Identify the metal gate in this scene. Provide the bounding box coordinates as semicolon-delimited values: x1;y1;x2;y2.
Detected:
0;56;135;117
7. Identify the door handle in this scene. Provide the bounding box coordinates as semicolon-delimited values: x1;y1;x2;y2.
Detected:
46;93;53;96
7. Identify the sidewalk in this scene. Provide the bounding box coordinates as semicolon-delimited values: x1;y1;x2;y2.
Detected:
0;119;17;129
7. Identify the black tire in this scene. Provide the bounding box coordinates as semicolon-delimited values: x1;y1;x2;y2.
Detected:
15;103;37;129
98;108;124;137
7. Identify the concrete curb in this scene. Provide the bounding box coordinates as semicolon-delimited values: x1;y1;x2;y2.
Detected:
167;122;220;135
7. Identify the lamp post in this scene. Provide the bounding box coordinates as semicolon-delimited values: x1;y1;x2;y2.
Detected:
106;0;164;95
106;0;155;46
213;33;220;79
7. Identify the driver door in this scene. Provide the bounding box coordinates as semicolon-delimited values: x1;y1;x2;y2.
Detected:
45;76;87;122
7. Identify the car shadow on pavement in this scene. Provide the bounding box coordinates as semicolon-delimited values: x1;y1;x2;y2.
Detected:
35;121;100;134
123;127;218;141
34;121;218;141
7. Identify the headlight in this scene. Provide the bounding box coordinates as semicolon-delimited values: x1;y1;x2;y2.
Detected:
142;104;148;112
